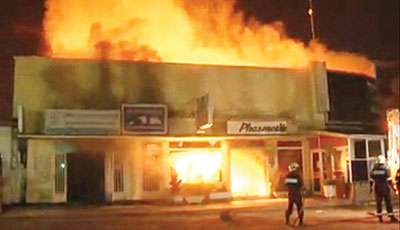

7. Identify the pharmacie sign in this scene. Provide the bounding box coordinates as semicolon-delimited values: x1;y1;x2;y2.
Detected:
227;121;287;135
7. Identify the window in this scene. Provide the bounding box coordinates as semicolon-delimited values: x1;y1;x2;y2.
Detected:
351;138;384;182
368;140;381;157
352;140;367;182
113;153;124;193
351;161;368;181
327;72;376;124
354;140;366;159
55;154;66;193
170;150;223;184
143;143;162;192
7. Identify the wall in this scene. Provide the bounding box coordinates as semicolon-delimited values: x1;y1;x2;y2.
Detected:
0;127;24;204
24;137;177;203
26;138;121;203
13;56;327;135
26;139;55;203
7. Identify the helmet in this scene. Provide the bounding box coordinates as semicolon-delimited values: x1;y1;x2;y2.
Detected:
377;155;386;165
288;162;300;172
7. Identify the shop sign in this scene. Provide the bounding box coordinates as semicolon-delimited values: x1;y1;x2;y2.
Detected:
44;109;120;135
122;104;168;135
227;121;287;135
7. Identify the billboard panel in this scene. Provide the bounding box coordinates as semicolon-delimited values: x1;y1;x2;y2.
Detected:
122;104;168;135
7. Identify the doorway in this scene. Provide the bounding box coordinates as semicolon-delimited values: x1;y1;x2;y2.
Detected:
67;152;105;203
276;149;302;192
311;150;326;194
230;149;268;197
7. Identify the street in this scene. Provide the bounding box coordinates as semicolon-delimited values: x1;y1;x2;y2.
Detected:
0;200;399;230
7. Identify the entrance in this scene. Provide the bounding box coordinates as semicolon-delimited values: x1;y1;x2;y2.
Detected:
311;151;326;194
230;149;268;197
276;149;302;192
67;152;105;203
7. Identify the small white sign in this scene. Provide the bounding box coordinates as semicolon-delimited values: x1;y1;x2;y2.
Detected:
227;121;287;135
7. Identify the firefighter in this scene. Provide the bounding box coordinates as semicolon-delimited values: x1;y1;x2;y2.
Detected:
370;155;398;223
285;162;304;225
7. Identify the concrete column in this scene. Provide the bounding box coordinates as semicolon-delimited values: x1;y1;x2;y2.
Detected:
302;138;312;192
310;62;329;129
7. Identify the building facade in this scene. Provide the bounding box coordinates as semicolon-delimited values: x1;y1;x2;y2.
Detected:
6;56;386;204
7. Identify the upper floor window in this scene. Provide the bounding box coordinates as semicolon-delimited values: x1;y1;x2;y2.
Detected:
327;72;377;125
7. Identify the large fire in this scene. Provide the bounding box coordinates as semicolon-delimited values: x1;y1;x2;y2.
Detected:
230;149;268;197
170;150;222;184
170;149;268;197
44;0;375;77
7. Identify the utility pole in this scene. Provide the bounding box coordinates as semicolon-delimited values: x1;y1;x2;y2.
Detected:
308;0;316;40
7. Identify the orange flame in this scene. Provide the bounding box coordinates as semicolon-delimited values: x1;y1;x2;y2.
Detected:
170;150;222;184
170;149;268;197
230;149;267;197
43;0;375;77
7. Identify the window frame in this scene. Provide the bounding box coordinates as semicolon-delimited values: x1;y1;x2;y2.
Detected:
349;137;386;183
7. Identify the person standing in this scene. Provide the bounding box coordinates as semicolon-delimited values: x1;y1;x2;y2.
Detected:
370;155;398;223
284;162;304;225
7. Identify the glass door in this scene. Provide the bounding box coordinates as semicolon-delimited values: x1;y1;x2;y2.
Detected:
311;151;325;194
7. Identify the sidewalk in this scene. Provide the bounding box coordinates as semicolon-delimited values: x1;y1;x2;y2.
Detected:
0;197;358;219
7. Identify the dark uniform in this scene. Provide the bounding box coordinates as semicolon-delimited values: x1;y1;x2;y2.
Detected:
370;164;396;222
285;171;304;225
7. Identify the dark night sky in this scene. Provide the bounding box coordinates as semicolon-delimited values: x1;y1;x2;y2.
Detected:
238;0;399;60
0;0;399;123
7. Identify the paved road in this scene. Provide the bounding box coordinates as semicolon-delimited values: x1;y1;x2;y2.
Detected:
0;205;399;230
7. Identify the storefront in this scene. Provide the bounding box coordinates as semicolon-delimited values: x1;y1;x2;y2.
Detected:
21;136;275;203
11;56;385;204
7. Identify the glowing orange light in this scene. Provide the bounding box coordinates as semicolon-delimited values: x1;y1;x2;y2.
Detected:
169;148;268;197
230;150;267;197
170;150;222;184
387;109;400;186
43;0;376;77
308;9;314;16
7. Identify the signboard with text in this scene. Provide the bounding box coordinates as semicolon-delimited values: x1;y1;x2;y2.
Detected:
122;104;168;135
227;121;287;135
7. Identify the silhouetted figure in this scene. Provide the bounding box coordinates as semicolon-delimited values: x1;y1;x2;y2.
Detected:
370;155;398;223
285;162;304;225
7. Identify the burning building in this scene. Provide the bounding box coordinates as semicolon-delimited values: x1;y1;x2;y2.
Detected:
1;0;389;205
3;56;384;205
